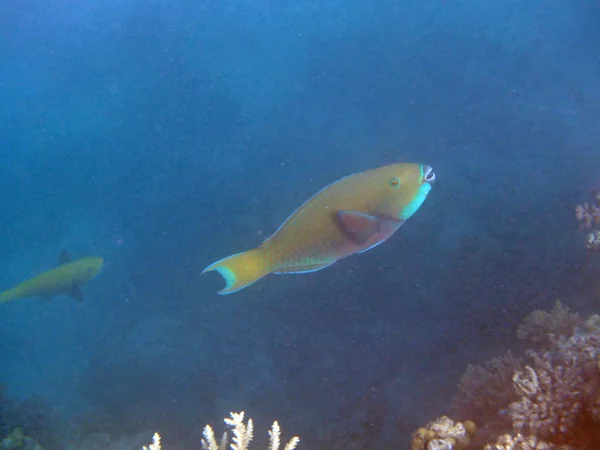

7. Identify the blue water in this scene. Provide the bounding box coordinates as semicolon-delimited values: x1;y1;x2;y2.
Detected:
1;0;599;449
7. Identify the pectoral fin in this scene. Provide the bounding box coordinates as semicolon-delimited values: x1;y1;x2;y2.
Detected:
69;286;84;302
335;211;384;245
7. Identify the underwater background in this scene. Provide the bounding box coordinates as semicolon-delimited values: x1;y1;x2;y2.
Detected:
1;0;600;449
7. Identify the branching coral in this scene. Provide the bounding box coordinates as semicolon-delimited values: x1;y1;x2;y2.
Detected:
147;306;598;450
453;351;523;436
506;327;600;448
489;333;600;449
583;230;600;252
143;433;161;450
483;433;566;450
575;186;600;252
143;412;299;450
575;203;600;231
509;351;585;442
516;301;583;348
440;303;600;449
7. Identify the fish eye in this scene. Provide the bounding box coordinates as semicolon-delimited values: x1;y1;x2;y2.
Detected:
389;177;400;187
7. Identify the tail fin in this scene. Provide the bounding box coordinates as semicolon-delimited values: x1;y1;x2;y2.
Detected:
202;249;269;295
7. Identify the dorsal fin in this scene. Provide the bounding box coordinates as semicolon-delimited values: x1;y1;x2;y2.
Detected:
58;250;71;266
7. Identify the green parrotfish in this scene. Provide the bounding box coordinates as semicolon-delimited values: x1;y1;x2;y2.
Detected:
203;162;435;294
0;251;104;303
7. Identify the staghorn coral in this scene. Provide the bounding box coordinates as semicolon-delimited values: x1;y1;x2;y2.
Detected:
410;416;476;450
143;412;299;450
516;301;583;348
143;433;161;450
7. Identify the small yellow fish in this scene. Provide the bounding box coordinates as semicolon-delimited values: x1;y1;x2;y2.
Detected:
0;250;104;303
204;162;435;294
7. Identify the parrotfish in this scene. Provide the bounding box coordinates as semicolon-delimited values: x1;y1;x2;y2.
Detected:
204;162;435;294
0;250;104;303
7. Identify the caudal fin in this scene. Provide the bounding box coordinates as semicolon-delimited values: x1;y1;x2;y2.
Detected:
202;249;269;295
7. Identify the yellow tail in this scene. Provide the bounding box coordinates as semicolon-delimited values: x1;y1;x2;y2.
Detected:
202;248;270;295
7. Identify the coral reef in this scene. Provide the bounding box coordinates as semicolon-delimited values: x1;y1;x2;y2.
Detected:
453;351;523;436
410;416;476;450
418;302;600;449
0;427;43;450
0;387;64;450
575;203;600;231
576;187;600;252
516;301;583;348
584;231;600;253
509;347;587;444
483;433;564;450
143;412;299;450
143;433;161;450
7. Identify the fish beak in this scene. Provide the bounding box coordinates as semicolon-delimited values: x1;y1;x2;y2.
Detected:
423;165;436;184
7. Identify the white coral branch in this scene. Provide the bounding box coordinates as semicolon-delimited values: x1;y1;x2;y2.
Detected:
202;425;228;450
143;411;299;450
143;432;161;450
268;419;299;450
283;436;300;450
269;421;280;450
225;412;254;450
219;432;228;450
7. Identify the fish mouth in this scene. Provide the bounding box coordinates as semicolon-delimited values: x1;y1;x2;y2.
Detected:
423;165;436;184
